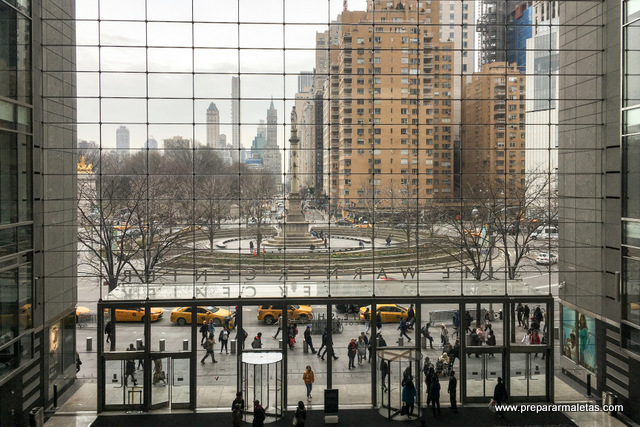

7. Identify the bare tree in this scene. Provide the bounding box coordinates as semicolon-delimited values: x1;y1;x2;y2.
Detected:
241;172;277;253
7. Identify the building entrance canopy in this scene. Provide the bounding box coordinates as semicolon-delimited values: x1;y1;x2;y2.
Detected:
103;277;548;301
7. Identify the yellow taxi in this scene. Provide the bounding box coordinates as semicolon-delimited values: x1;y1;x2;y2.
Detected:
257;305;313;324
103;307;164;322
0;304;34;330
170;306;234;327
359;304;409;323
354;222;372;229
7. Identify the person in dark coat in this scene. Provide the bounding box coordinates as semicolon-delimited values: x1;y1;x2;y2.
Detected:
493;377;508;418
232;391;245;411
516;303;524;326
430;376;441;417
105;320;113;343
398;318;412;342
294;401;307;426
303;326;316;354
448;370;457;413
252;400;266;427
406;304;415;328
425;366;435;406
380;359;389;391
200;320;209;345
523;305;530;329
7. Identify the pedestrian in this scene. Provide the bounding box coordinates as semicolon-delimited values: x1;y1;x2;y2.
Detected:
200;320;209;345
516;303;524;326
288;324;298;350
493;377;508;418
448;370;457;413
521;329;531;345
402;378;417;418
303;326;316;354
232;404;242;427
363;307;371;333
273;314;283;339
376;312;382;331
125;358;137;387
75;351;82;373
251;332;263;349
440;324;449;347
201;333;217;364
360;332;370;362
294;401;307;426
380;359;389;391
347;338;357;369
252;400;266;427
465;311;473;333
249;240;254;252
356;334;367;365
430;376;441;417
153;359;166;385
105;320;113;343
484;312;492;331
406;304;415;329
425;366;435;406
208;319;215;337
317;328;327;358
421;322;434;349
219;326;230;354
398;317;412;342
303;365;315;401
386;235;391;246
137;341;145;370
232;391;245;411
377;332;387;348
523;304;530;329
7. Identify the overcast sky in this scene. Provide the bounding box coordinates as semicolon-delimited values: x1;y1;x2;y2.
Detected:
75;0;368;151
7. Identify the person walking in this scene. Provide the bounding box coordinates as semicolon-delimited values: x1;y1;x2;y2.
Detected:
493;377;508;419
448;370;457;413
347;338;357;369
360;332;370;362
303;326;316;354
201;333;217;364
137;341;145;370
386;235;392;246
523;304;530;329
200;320;209;345
465;311;473;333
294;401;307;426
273;314;283;339
516;303;524;327
425;366;435;407
208;319;215;338
125;358;137;387
430;376;441;417
376;312;383;331
363;307;371;333
421;322;434;349
252;400;266;427
104;320;114;344
219;326;230;354
398;317;412;343
380;359;389;391
302;366;315;401
406;304;415;329
356;334;367;365
317;329;327;358
75;351;82;373
402;378;417;418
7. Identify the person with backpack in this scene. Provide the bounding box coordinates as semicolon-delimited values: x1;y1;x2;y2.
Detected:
251;333;263;349
219;326;230;354
303;326;316;354
201;333;217;364
200;320;209;345
252;400;266;427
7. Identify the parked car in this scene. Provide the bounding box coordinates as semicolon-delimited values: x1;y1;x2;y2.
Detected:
257;305;313;324
535;253;558;265
359;304;409;323
170;306;234;327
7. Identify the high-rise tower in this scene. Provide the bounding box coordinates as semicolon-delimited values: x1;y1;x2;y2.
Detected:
206;102;220;148
231;76;240;163
262;99;282;178
116;125;130;151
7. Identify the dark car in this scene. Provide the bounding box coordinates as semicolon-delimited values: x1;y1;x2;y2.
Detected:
335;304;360;314
335;219;350;226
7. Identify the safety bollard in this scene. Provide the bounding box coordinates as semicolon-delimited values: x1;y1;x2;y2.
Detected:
183;339;189;351
421;336;427;349
136;338;143;350
303;340;309;354
230;339;237;354
159;339;165;352
86;337;93;352
398;337;403;346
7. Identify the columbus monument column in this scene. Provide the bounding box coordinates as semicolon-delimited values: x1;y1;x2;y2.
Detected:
263;107;323;249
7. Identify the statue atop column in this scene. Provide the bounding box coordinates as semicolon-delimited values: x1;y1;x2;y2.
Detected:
291;106;297;131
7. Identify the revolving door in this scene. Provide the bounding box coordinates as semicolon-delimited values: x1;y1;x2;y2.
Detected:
377;348;422;420
241;352;284;420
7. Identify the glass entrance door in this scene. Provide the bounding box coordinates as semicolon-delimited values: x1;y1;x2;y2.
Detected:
510;353;546;398
465;353;502;399
171;357;191;409
150;357;169;409
149;355;191;409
